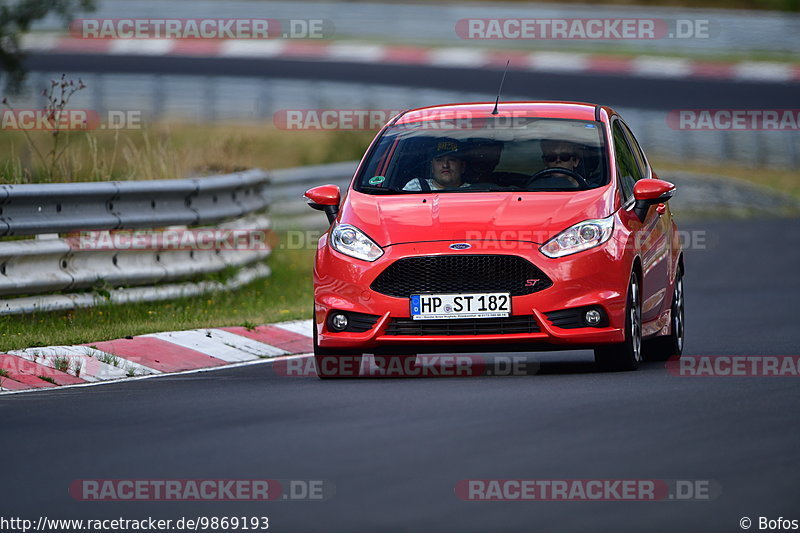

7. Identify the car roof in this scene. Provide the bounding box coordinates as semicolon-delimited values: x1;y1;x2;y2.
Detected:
394;101;616;125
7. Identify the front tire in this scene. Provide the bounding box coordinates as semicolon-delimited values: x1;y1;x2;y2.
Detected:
594;270;642;372
644;267;684;361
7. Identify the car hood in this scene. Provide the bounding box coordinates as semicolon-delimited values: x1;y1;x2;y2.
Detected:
339;188;616;247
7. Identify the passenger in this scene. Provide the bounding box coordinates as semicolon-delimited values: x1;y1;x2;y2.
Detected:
537;139;584;187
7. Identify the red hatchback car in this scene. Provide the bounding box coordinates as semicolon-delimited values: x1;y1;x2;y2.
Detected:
305;101;684;377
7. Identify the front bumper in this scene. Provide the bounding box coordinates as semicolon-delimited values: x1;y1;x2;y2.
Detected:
314;238;630;353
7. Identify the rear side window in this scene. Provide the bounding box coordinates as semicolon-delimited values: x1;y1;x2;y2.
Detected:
612;121;642;202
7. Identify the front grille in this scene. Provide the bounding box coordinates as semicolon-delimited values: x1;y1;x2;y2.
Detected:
347;312;381;332
385;315;539;336
370;255;552;298
545;309;584;329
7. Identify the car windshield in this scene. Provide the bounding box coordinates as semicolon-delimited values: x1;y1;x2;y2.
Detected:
355;116;607;194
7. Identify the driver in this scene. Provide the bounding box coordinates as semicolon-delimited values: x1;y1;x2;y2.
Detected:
403;139;471;191
537;140;583;187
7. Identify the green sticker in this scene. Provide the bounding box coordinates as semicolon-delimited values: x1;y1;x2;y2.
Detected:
368;175;386;185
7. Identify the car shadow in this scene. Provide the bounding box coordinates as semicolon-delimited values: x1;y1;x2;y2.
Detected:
351;352;666;379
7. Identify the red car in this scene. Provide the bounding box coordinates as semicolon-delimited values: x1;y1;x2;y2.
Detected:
305;101;684;378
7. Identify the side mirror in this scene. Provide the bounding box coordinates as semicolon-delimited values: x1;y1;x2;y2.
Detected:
305;185;341;224
632;178;675;221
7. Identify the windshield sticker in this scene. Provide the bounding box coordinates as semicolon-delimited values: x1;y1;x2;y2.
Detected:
368;176;386;185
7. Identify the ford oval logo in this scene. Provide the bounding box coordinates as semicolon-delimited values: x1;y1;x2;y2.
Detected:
449;243;472;250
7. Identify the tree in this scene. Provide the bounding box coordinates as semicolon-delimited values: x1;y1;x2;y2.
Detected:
0;0;95;92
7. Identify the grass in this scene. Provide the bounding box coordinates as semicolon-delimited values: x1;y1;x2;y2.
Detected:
0;123;374;184
97;351;121;368
0;238;315;352
51;355;72;374
0;368;9;378
71;359;82;377
4;121;797;197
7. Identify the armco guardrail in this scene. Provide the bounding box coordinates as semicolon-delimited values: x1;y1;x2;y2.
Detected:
0;170;273;315
0;169;269;236
270;161;357;227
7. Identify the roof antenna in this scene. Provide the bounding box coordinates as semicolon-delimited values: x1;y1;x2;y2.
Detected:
491;60;510;115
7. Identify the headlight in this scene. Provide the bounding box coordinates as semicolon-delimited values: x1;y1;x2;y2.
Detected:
330;223;384;262
540;215;614;258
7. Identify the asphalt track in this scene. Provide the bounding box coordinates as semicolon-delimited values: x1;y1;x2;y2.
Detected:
21;53;799;110
2;217;799;532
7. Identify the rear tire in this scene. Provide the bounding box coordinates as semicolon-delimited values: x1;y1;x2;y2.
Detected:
644;267;684;361
594;270;642;372
313;325;362;379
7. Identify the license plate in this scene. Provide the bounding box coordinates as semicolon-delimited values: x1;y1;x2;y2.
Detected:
410;293;510;320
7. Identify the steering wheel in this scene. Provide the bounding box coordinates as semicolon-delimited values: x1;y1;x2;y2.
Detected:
526;168;589;189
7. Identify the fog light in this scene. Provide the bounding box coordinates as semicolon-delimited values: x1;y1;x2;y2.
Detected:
330;313;349;331
584;309;602;326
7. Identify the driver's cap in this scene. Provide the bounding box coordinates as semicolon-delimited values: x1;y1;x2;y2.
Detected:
433;139;463;158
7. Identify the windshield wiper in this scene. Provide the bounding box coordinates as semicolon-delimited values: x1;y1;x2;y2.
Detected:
452;184;521;192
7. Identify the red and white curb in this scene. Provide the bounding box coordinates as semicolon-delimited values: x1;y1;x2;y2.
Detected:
0;319;313;394
21;34;800;84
